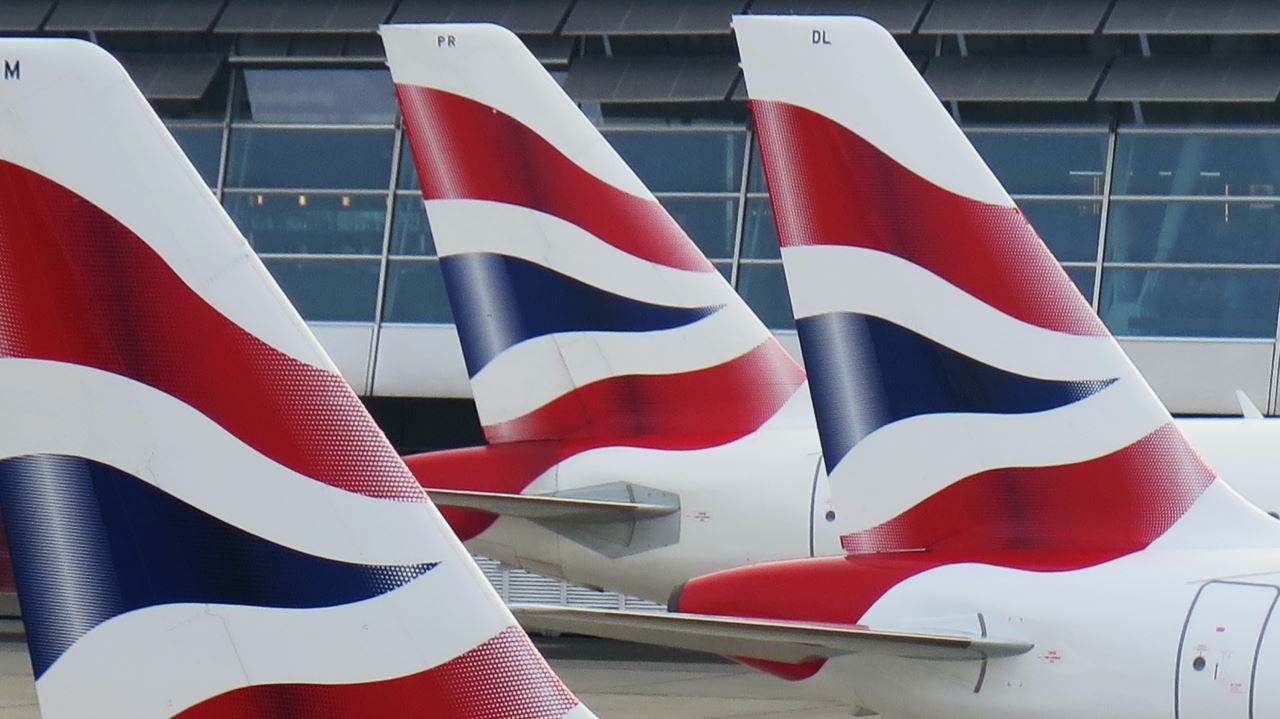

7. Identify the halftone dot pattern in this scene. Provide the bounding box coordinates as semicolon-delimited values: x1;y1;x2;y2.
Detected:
0;159;422;501
440;252;725;377
394;79;810;541
397;84;713;273
796;311;1117;471
407;333;806;540
175;626;579;719
748;98;1223;565
0;159;587;717
483;339;806;446
750;99;1106;338
429;626;578;719
839;424;1216;556
0;454;440;678
409;340;805;540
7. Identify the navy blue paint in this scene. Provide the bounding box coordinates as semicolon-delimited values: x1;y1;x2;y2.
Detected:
0;455;438;678
796;313;1116;472
441;253;723;376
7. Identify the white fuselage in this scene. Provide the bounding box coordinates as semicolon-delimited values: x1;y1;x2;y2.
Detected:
796;484;1280;719
469;420;828;601
468;413;1280;604
1179;418;1280;513
808;555;1280;718
636;480;1280;719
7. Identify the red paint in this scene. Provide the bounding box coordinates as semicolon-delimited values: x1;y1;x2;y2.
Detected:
0;160;422;502
407;442;572;540
841;424;1215;556
0;514;12;594
749;99;1106;337
677;424;1213;683
393;86;812;540
483;340;805;445
679;556;915;628
675;549;1131;681
736;656;827;681
176;626;578;718
675;556;902;680
406;341;805;540
397;84;712;273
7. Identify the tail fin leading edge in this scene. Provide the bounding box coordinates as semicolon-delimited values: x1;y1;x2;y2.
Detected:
735;15;1272;561
383;23;806;450
0;38;591;719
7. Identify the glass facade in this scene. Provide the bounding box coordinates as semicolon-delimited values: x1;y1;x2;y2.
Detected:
184;67;1280;342
1105;130;1280;338
744;128;1109;330
604;128;745;285
35;6;1280;613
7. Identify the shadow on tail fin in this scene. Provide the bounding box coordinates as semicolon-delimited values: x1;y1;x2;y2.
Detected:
383;23;806;449
0;37;593;719
736;14;1277;562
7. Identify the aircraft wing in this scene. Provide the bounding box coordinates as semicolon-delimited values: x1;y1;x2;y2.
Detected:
512;605;1033;663
426;488;679;523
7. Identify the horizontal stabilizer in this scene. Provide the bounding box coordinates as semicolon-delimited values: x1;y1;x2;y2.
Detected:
426;488;679;523
387;20;805;448
511;605;1034;664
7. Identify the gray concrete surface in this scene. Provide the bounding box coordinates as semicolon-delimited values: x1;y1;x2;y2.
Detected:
553;658;857;718
0;637;857;718
0;641;35;719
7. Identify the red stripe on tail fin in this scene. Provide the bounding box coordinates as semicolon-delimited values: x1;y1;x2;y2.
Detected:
176;627;578;719
751;99;1105;337
840;424;1215;556
0;160;421;502
483;340;805;446
397;84;712;273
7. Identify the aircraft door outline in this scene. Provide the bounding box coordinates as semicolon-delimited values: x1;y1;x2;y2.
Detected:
1175;580;1278;719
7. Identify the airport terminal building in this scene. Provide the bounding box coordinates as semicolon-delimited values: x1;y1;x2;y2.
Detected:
6;0;1280;605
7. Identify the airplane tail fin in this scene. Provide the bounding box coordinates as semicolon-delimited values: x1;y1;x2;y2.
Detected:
383;23;806;449
735;15;1277;560
0;38;592;719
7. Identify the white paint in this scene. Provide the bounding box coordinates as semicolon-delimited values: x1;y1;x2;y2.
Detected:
381;23;651;199
466;421;827;601
0;39;330;369
366;326;809;401
782;245;1127;380
310;323;374;395
799;546;1280;719
1152;479;1280;550
36;565;512;719
691;17;1280;719
470;304;776;426
1180;418;1280;516
734;15;1012;207
427;199;732;308
1177;581;1275;719
394;20;1280;629
831;378;1172;533
0;358;449;565
0;38;595;719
